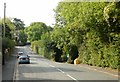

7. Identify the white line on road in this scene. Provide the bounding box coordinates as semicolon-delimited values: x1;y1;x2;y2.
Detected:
48;64;65;74
66;74;76;80
49;65;55;68
66;74;79;82
56;68;65;74
56;68;79;82
48;64;79;81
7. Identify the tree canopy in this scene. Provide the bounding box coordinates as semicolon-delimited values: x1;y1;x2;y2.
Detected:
12;18;25;30
24;22;52;42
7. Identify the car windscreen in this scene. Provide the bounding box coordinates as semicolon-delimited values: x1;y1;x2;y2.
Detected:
19;56;29;58
18;52;23;54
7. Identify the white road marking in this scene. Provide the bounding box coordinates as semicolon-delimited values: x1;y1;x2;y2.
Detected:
48;64;79;81
49;65;55;68
66;74;76;80
56;68;65;74
66;74;79;82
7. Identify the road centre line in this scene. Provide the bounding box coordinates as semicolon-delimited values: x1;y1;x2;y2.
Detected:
56;68;65;74
49;64;78;81
66;74;79;82
66;74;76;80
57;68;79;82
48;64;65;74
49;65;55;68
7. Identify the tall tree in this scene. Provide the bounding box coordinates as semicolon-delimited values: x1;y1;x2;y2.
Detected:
25;22;49;42
19;30;27;45
0;18;15;39
12;18;25;30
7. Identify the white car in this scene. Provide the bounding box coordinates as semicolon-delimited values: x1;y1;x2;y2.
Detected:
18;55;30;64
17;52;23;58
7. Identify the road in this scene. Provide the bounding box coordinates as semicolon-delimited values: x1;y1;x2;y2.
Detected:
14;45;118;82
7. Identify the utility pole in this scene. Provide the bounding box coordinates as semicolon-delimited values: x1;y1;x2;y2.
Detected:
3;2;6;38
2;2;6;65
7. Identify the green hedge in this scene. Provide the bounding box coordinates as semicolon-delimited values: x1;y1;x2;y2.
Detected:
2;37;15;50
78;35;119;69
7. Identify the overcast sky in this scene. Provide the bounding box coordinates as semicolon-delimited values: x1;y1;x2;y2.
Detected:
0;0;62;26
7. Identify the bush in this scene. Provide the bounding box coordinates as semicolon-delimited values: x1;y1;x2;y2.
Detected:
31;41;40;53
2;37;15;50
2;37;15;63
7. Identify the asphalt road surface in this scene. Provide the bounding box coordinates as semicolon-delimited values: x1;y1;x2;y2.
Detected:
14;45;118;82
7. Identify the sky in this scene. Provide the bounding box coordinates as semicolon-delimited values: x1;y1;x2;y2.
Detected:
0;0;62;26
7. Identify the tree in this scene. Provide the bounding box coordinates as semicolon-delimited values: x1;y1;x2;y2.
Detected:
12;18;25;30
25;22;50;42
19;30;27;45
0;18;15;39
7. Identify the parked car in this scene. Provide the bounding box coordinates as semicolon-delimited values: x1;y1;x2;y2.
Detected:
18;55;30;64
17;52;23;58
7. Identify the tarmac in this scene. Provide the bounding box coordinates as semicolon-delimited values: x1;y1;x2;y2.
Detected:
1;46;119;82
77;63;119;78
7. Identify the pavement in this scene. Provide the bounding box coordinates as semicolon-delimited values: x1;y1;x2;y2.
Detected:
2;55;16;80
2;48;18;81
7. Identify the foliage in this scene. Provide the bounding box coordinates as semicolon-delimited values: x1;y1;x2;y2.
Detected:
0;18;15;31
19;30;27;45
0;18;16;39
2;37;15;49
24;22;50;42
26;2;120;69
0;18;16;64
12;18;25;30
53;2;120;69
1;23;12;39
